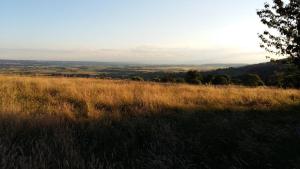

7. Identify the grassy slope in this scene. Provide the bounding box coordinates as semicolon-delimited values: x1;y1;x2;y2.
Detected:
0;76;300;169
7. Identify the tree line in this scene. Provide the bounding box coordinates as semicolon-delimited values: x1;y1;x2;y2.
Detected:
132;68;300;88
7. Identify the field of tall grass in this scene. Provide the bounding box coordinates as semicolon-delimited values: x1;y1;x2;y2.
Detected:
0;75;300;169
0;75;299;118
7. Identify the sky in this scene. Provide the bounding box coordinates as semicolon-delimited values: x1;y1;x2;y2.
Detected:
0;0;272;64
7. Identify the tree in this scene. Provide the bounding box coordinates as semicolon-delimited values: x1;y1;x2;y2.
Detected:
211;75;231;85
131;76;144;81
152;77;161;82
257;0;300;67
268;69;300;88
185;70;202;84
161;74;176;83
283;73;300;88
240;74;265;87
268;71;285;87
175;78;186;83
203;74;214;84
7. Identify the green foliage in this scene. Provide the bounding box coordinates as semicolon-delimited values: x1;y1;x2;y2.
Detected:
257;0;300;67
283;73;300;88
211;75;231;85
239;74;265;87
131;76;144;81
185;70;203;84
268;65;300;88
152;77;161;82
268;72;285;87
175;78;185;83
161;74;177;83
203;74;214;84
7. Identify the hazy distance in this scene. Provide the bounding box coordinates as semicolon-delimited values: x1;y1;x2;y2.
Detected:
0;0;272;64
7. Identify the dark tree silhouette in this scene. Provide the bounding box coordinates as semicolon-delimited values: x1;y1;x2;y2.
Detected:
257;0;300;67
131;76;144;81
240;74;265;87
211;75;231;85
185;70;202;84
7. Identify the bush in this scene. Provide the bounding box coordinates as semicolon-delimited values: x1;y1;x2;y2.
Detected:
188;79;202;85
161;75;176;83
282;73;300;88
268;66;300;88
203;74;214;84
268;72;285;87
211;75;231;85
185;70;203;84
152;77;161;82
175;78;185;83
131;76;144;81
240;74;264;87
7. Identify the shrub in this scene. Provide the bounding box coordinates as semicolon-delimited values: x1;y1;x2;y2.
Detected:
240;74;264;87
161;74;176;83
268;66;300;88
211;75;231;85
203;74;214;84
131;76;144;81
282;73;300;88
175;78;185;83
268;72;285;87
188;79;202;85
185;70;203;84
152;77;161;82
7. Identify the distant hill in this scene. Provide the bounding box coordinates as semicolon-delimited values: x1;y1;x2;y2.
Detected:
203;62;287;81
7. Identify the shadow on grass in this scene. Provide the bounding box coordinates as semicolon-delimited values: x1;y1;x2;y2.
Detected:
0;104;300;169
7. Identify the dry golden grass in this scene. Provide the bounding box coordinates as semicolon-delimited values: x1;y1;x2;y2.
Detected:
0;75;299;119
0;75;300;169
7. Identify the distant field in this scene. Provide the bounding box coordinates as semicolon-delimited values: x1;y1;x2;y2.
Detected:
0;59;245;80
0;75;300;169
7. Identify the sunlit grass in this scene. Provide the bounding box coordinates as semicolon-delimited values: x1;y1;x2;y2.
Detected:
0;75;299;119
0;75;300;168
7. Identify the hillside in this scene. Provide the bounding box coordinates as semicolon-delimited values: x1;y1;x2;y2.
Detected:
0;75;300;169
204;62;286;81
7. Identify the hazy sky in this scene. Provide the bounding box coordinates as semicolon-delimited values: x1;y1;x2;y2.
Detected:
0;0;272;64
